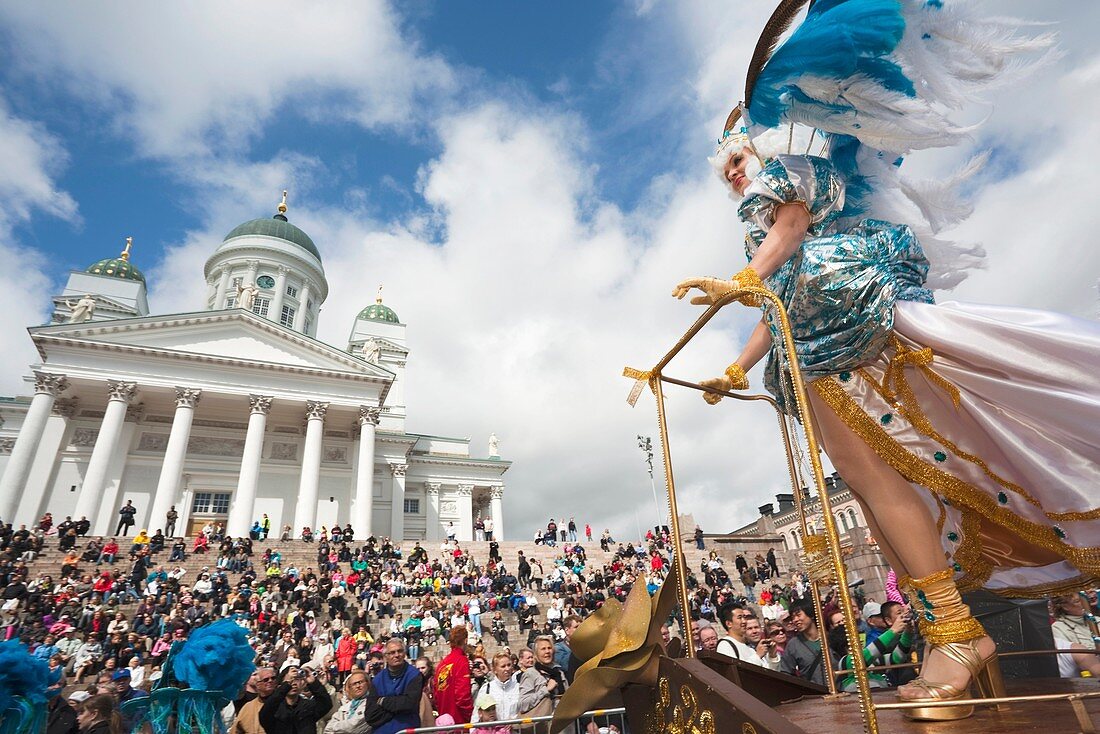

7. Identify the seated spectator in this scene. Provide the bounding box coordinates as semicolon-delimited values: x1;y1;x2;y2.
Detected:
98;539;119;565
192;535;209;554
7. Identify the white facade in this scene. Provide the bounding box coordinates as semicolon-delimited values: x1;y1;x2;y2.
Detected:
0;207;510;541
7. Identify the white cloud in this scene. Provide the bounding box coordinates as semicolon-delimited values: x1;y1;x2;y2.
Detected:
4;1;1098;541
0;1;455;159
0;98;78;390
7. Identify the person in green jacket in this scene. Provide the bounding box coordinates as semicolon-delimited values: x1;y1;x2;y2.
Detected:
829;603;915;692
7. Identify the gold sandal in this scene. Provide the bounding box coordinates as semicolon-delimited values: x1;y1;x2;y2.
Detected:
898;570;1006;721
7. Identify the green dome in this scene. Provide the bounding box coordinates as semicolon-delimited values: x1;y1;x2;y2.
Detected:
86;257;145;283
358;302;400;323
223;215;321;260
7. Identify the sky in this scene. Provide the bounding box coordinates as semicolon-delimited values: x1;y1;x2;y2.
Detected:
0;1;1097;541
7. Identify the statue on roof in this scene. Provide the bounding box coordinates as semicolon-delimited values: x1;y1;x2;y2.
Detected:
489;432;500;457
236;281;259;311
362;338;381;364
65;294;97;323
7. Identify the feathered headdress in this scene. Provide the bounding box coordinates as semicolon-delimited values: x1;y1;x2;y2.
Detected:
121;620;256;734
0;640;60;734
722;0;1056;288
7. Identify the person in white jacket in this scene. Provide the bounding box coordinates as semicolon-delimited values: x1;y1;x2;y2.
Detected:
716;606;780;671
472;653;521;724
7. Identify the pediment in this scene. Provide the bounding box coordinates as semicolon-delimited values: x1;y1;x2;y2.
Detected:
32;311;390;377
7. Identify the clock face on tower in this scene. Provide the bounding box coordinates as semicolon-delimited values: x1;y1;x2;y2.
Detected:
256;275;276;289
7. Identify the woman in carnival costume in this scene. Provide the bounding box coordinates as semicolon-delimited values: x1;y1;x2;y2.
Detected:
672;0;1100;721
122;619;255;734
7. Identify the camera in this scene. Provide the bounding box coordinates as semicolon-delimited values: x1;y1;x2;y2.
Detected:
296;669;308;679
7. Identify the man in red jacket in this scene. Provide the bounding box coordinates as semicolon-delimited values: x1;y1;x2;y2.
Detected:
433;625;473;724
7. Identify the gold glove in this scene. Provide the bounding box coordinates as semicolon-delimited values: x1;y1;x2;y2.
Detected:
700;364;748;405
671;276;737;306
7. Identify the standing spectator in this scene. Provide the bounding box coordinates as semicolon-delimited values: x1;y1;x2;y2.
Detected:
47;676;79;734
115;501;137;537
112;669;148;732
483;517;494;542
335;628;356;683
554;616;582;683
694;526;705;550
76;694;120;734
259;666;333;734
766;547;779;579
780;604;825;685
472;652;520;724
475;517;485;542
516;639;561;720
567;518;577;543
370;640;423;734
262;514;271;540
323;670;388;734
1051;594;1100;678
164;507;178;538
740;567;757;603
233;667;278;734
434;626;473;725
584;523;592;542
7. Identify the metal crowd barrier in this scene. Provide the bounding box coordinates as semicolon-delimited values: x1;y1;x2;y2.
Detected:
398;707;628;733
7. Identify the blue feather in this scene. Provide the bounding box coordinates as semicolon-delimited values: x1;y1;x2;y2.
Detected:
171;620;255;700
749;0;907;127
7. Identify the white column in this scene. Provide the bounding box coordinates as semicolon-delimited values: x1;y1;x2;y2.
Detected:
271;265;290;326
489;486;505;541
456;484;474;542
426;483;441;542
293;280;312;332
389;463;407;541
227;394;272;538
73;380;136;524
214;267;231;309
352;406;379;537
293;401;327;532
148;388;201;535
0;372;68;522
16;398;78;527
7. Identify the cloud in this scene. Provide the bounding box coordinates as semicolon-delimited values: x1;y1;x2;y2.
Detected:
0;98;78;389
4;0;1098;542
0;0;455;159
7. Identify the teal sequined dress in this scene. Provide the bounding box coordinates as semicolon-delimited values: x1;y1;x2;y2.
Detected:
738;154;933;406
735;154;1100;598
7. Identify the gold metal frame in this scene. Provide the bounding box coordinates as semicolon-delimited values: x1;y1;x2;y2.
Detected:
626;284;878;732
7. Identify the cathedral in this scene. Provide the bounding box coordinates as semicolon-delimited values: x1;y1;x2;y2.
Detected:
0;195;510;541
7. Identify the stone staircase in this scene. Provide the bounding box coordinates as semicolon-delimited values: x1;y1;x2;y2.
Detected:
22;536;757;657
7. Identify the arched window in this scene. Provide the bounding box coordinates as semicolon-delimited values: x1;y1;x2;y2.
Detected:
791;530;800;548
848;508;859;528
838;512;849;531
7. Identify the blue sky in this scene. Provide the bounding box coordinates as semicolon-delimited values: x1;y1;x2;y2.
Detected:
0;1;1096;538
0;1;693;275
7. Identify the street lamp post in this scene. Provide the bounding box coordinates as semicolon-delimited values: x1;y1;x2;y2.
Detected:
637;435;664;530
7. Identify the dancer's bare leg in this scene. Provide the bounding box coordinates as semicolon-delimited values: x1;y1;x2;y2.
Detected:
803;409;910;577
807;389;994;696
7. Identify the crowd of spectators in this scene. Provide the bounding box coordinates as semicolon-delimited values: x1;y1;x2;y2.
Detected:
10;509;1100;733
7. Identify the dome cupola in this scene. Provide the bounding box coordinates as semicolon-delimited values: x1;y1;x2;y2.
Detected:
86;236;145;283
204;191;328;337
357;286;400;323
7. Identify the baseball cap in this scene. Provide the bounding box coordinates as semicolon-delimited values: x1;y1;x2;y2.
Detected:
112;669;132;681
862;602;883;619
476;694;497;711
